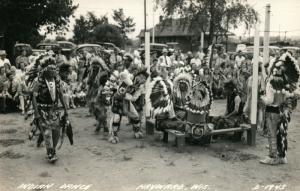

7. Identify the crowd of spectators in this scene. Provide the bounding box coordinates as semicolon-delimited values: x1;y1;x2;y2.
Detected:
0;44;299;118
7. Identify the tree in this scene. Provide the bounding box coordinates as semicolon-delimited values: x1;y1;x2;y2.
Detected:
73;12;108;44
157;0;258;45
93;24;124;47
112;8;136;40
0;0;77;59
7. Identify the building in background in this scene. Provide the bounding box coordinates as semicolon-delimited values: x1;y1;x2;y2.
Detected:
138;17;235;52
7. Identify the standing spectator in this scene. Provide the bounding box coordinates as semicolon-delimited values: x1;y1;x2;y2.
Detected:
16;75;28;115
211;48;219;68
158;48;172;67
109;49;122;70
69;65;78;109
186;51;193;66
198;50;205;61
0;50;11;73
15;49;30;69
216;50;229;68
133;50;143;68
190;52;202;67
235;50;245;69
56;47;67;66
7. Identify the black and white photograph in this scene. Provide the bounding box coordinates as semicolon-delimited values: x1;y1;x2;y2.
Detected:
0;0;300;190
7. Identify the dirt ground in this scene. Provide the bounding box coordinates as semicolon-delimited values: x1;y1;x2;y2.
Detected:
0;100;300;191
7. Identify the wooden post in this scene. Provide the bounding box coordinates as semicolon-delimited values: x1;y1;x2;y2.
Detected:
145;31;152;133
152;2;155;44
200;32;204;52
263;4;271;65
249;23;260;146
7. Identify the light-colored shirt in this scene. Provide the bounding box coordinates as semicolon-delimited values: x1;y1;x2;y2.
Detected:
190;58;202;66
158;55;172;67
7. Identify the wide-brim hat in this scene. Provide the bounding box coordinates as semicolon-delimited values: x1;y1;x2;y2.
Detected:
0;50;7;56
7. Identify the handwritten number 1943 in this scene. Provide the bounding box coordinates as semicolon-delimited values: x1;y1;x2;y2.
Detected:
252;184;287;191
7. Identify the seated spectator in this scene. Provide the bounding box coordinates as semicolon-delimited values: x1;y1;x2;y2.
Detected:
212;80;245;142
0;66;7;113
3;72;20;113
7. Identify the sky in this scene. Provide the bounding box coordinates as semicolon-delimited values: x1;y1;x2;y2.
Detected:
56;0;300;39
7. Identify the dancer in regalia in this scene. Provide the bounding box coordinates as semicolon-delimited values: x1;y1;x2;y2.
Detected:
103;54;148;143
30;55;70;163
260;52;300;165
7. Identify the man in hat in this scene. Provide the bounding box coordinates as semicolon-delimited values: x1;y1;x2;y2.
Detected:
158;48;172;68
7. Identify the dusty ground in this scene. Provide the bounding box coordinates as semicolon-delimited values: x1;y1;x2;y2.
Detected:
0;100;300;191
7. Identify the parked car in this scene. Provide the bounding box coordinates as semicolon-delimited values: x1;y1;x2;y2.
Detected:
139;43;169;57
166;42;180;51
72;44;105;55
36;42;60;53
14;43;32;57
97;42;121;53
281;46;300;57
244;46;280;59
32;49;46;56
57;41;76;51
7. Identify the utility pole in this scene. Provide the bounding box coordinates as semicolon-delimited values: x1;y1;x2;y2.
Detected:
152;3;155;44
250;22;260;146
279;25;281;41
284;31;287;42
144;0;147;37
263;4;271;65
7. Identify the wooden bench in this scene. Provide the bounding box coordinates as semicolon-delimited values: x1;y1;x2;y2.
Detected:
146;120;256;147
206;123;256;146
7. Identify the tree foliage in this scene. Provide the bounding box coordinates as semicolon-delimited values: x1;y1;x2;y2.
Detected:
73;12;108;44
0;0;77;57
93;24;124;47
112;8;136;40
73;11;132;48
157;0;258;45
